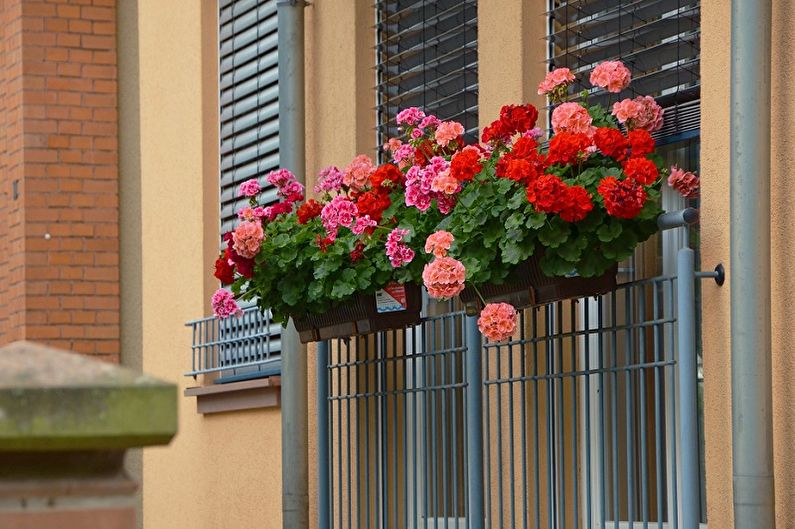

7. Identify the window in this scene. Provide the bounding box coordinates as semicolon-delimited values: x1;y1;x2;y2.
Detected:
547;0;700;144
189;0;282;384
219;0;281;233
375;0;479;156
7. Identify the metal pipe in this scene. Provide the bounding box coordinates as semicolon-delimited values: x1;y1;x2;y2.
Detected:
316;341;330;529
677;247;700;529
657;208;699;231
465;316;485;529
730;1;775;527
278;1;308;529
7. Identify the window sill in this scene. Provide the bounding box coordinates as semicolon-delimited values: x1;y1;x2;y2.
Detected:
184;376;281;415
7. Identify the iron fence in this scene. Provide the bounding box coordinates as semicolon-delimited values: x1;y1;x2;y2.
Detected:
185;305;282;383
318;274;703;529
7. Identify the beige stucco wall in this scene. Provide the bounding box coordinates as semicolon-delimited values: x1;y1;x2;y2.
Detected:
131;2;284;529
701;1;795;527
125;0;795;527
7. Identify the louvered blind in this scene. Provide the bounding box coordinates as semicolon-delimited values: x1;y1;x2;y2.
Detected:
216;0;281;373
219;0;280;234
375;0;479;153
547;0;700;142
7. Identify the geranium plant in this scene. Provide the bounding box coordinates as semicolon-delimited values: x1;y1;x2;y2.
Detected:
211;59;699;344
210;109;470;326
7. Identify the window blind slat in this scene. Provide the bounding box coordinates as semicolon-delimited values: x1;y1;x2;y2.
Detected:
376;0;479;155
548;0;700;139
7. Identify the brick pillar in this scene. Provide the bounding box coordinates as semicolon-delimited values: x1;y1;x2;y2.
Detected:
0;0;119;361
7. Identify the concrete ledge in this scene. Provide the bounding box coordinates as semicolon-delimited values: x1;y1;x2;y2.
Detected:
0;341;177;451
184;376;280;414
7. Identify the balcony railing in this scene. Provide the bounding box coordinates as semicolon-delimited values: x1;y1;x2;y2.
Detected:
185;306;281;383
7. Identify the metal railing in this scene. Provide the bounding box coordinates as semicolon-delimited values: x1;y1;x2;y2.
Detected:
185;305;282;383
316;208;714;529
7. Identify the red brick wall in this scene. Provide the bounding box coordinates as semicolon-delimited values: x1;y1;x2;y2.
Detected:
0;0;119;362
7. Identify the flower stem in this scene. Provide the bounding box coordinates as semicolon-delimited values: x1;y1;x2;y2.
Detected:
471;283;487;307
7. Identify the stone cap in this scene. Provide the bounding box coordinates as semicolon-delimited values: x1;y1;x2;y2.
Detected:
0;341;177;451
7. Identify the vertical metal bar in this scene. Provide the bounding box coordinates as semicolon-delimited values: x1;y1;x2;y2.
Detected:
317;341;330;529
677;248;700;529
653;285;664;529
532;308;541;529
639;285;650;527
625;288;636;528
465;315;485;529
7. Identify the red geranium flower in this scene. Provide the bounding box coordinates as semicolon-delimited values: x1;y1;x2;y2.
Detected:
597;176;647;219
223;234;254;278
496;157;539;186
370;163;403;190
482;104;539;143
622;157;658;185
213;253;235;284
500;104;539;134
547;132;591;166
355;189;391;222
527;174;568;213
350;241;365;263
315;234;334;253
450;146;483;182
296;199;323;224
593;127;628;161
627;129;655;158
558;185;594;222
511;136;540;159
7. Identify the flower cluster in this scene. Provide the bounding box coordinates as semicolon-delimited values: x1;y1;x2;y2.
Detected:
422;232;466;299
538;67;575;101
481;104;539;143
589;61;631;93
385;228;415;268
320;195;358;240
267;169;304;203
212;288;242;318
612;96;664;132
210;59;693;347
668;165;700;198
477;302;517;342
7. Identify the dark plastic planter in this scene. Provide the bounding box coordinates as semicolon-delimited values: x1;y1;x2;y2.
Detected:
459;253;618;315
293;282;423;343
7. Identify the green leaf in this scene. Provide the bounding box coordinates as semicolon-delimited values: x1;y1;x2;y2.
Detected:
597;220;623;242
538;219;570;248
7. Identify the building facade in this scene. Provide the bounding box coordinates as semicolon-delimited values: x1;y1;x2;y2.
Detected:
1;1;794;528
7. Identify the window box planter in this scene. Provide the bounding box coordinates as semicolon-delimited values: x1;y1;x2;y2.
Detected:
459;254;617;316
293;282;423;343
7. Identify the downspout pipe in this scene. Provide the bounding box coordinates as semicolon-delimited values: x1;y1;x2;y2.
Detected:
730;1;775;527
278;2;308;529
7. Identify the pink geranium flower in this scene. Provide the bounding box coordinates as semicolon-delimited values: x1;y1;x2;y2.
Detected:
435;121;464;147
477;302;517;342
612;98;643;125
232;220;264;259
551;102;593;135
315;166;345;193
344;154;375;191
590;61;632;93
385;228;415;268
430;169;461;196
668;165;699;198
238;179;261;197
422;256;466;300
320;195;358;240
211;288;242;319
424;230;454;258
396;107;426;126
538;67;576;96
